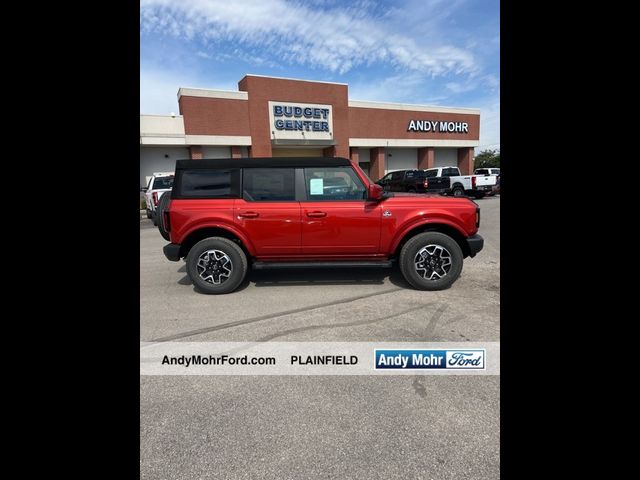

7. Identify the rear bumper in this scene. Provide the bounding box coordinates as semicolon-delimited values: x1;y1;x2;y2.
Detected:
466;234;484;257
163;243;181;262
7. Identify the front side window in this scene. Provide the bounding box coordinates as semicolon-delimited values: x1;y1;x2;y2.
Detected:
380;173;392;182
243;168;295;201
178;169;239;198
304;166;366;201
443;167;459;177
424;169;438;178
476;169;488;175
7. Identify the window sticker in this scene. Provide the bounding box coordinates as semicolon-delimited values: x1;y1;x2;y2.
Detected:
309;178;324;195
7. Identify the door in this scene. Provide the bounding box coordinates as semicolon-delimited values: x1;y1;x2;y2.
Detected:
234;168;301;256
300;166;381;255
389;171;405;191
424;169;449;192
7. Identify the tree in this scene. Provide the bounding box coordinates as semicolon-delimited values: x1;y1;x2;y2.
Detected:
474;149;500;169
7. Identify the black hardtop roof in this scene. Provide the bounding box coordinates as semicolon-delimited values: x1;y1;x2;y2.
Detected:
175;157;352;170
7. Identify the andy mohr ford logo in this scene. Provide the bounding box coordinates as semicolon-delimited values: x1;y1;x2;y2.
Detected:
374;349;485;369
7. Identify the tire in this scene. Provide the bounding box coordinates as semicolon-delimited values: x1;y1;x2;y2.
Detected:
407;187;416;193
399;232;463;291
473;192;486;200
146;209;152;219
156;193;171;241
452;186;464;197
151;211;157;226
186;237;248;294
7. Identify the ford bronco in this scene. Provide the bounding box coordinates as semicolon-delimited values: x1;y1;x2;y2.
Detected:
159;157;483;294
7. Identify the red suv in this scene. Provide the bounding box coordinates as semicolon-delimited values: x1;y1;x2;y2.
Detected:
159;157;483;294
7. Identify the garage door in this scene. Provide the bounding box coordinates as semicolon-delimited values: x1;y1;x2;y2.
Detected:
385;148;417;174
202;146;231;158
140;146;189;187
434;148;458;168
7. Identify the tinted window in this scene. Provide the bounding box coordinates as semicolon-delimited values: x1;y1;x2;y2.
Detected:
391;171;404;180
405;171;415;178
424;169;438;178
380;173;392;182
475;169;488;175
443;168;459;177
152;176;174;189
304;166;366;201
179;169;238;198
243;168;295;201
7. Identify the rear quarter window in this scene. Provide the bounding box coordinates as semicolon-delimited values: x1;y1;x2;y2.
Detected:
175;169;240;198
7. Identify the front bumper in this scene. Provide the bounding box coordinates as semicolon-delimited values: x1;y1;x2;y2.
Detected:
163;243;181;262
466;234;484;257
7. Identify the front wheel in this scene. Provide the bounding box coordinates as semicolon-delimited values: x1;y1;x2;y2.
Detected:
399;232;463;290
186;237;248;294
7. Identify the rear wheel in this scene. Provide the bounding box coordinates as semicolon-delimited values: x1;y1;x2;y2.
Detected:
407;187;416;193
146;209;152;219
399;232;463;290
186;237;248;294
156;193;171;240
452;186;464;197
473;192;486;199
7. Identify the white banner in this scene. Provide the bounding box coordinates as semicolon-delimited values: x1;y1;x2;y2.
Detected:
140;342;500;375
268;101;334;141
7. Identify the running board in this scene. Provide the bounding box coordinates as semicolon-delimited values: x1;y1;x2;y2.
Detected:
252;260;393;270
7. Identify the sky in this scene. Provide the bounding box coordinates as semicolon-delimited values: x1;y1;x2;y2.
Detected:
140;0;500;151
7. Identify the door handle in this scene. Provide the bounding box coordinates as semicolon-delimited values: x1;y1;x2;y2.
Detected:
306;211;327;218
238;211;259;218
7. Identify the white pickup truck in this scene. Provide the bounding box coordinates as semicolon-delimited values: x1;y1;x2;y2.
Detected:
423;166;497;198
141;172;174;225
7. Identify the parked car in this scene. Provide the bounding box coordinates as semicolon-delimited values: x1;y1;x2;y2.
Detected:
474;167;500;195
377;166;496;199
141;172;174;225
159;157;483;294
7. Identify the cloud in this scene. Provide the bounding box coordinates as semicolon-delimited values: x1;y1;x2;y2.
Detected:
140;0;476;76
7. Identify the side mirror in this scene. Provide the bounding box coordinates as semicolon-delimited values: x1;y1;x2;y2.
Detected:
368;183;384;201
141;187;148;193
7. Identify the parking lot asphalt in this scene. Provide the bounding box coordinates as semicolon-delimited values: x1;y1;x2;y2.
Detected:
140;196;500;479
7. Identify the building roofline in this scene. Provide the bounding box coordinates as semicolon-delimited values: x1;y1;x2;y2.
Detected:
240;74;348;86
177;87;248;101
349;99;480;115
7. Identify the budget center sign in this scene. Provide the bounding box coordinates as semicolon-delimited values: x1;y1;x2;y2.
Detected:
268;101;333;140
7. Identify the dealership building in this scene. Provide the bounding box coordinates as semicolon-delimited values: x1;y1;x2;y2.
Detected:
140;74;480;187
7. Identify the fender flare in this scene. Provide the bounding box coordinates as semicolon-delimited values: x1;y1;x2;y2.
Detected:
389;217;468;254
179;221;257;256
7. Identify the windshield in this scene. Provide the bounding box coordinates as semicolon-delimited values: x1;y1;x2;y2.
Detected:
152;176;174;189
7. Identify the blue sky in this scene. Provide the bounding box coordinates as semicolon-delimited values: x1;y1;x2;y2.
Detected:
140;0;500;151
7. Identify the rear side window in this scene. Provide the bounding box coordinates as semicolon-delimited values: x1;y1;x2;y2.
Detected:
176;169;240;198
243;168;295;201
476;169;488;175
424;169;438;178
405;171;414;178
152;176;174;189
443;167;459;177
